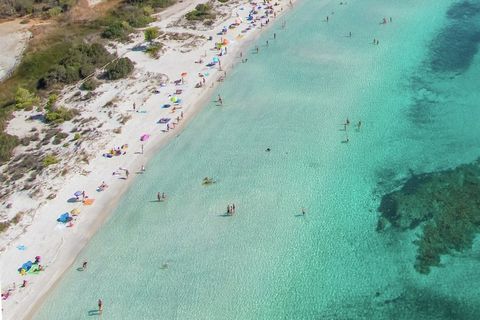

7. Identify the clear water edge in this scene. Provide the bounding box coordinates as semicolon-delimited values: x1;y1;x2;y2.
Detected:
34;0;480;319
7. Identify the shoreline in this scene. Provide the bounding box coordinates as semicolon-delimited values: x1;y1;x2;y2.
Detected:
0;0;301;318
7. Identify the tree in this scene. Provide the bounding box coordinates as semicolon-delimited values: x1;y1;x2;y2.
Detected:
105;58;134;80
15;87;39;110
144;27;159;43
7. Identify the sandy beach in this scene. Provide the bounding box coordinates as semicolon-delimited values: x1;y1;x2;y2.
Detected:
0;19;31;81
0;0;297;318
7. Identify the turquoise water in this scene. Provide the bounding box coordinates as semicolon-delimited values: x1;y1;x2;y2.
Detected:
35;0;480;319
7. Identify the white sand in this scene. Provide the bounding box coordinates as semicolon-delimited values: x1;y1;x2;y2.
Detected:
0;20;31;81
0;0;296;318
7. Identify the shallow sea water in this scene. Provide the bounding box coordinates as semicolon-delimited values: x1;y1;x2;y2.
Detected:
35;0;480;319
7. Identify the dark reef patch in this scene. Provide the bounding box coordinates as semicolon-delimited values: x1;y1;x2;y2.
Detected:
407;1;480;126
315;285;479;320
429;1;480;74
429;23;480;73
377;159;480;274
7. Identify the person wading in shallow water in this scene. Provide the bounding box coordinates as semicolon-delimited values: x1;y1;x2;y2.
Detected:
98;299;103;314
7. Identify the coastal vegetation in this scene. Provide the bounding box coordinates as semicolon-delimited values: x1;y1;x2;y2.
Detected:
104;57;134;80
0;0;75;19
186;3;215;21
0;0;177;164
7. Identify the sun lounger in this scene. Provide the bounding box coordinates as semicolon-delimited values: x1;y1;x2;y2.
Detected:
158;118;171;124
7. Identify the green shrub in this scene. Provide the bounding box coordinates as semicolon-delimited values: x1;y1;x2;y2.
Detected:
144;27;159;42
146;42;162;58
102;21;130;40
186;3;215;21
0;133;19;163
105;58;134;80
15;87;39;110
43;154;59;167
45;106;78;124
47;6;62;17
73;133;81;140
81;78;98;91
46;94;58;112
38;43;113;89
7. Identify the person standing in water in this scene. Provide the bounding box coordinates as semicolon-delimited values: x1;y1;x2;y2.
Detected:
302;207;306;216
98;299;103;314
157;192;161;202
82;261;88;270
218;95;223;105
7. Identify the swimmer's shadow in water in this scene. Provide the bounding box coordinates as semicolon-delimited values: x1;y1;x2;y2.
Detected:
218;213;232;217
88;310;101;316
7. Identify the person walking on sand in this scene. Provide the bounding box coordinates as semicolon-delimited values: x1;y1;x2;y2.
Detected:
125;170;129;179
133;103;136;112
98;299;103;314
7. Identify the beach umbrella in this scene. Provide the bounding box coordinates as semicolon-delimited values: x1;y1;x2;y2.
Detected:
140;134;150;141
181;72;187;77
212;56;220;63
74;191;82;197
170;96;178;103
